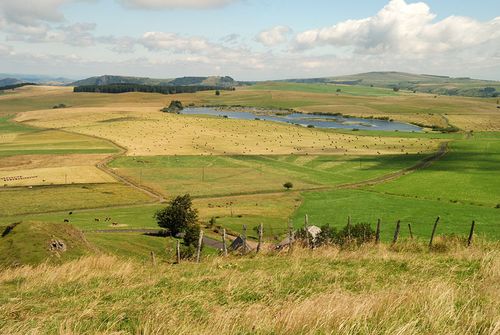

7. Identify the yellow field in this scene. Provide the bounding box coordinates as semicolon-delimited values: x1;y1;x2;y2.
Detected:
16;107;439;156
0;165;114;187
0;85;72;101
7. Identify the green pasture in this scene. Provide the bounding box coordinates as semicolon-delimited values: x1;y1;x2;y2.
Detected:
109;153;427;198
0;184;152;216
293;189;499;240
249;82;399;96
369;133;500;207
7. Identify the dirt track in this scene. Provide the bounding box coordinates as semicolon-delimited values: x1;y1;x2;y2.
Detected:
337;142;449;189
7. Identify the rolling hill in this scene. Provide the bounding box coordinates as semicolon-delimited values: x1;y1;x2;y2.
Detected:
70;75;237;88
0;221;96;268
281;71;500;97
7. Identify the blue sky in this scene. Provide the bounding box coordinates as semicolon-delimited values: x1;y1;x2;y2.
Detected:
0;0;499;80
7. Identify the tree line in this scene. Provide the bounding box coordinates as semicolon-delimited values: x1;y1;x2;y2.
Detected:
0;83;36;91
73;83;234;94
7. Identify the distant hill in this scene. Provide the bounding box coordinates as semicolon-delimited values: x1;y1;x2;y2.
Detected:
0;78;25;87
281;71;500;98
0;73;73;86
70;75;237;88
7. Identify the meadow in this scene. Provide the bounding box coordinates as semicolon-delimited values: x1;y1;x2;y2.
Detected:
369;133;500;207
0;243;498;334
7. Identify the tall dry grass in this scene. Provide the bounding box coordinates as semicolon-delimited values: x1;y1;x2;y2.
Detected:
1;240;499;334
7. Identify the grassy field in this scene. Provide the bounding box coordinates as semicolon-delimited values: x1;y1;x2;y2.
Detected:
292;189;500;240
108;153;429;198
249;82;399;96
369;133;500;207
0;184;152;216
0;243;498;334
16;106;438;156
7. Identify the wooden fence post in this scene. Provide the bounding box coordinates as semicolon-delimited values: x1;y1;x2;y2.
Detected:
196;230;204;263
288;219;294;253
176;240;181;264
467;220;475;247
429;216;440;248
242;225;247;254
408;223;414;239
257;223;263;253
222;228;228;256
375;219;381;244
392;220;401;244
304;214;310;249
150;251;156;266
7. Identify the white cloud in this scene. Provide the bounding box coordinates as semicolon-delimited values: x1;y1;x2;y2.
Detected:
256;26;291;47
6;22;97;46
118;0;238;10
140;31;211;53
294;0;500;57
0;0;68;26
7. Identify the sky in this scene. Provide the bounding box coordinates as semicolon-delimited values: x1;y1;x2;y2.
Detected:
0;0;499;81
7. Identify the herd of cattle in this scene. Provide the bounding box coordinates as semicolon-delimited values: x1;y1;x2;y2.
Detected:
63;212;119;226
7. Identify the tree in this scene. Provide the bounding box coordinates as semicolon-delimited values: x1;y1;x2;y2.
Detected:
155;194;198;236
183;222;201;248
215;90;221;96
283;182;294;190
393;87;400;92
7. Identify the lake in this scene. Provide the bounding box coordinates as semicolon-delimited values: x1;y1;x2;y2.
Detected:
180;107;422;132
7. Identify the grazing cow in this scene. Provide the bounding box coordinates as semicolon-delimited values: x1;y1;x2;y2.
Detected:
63;219;69;222
94;218;100;222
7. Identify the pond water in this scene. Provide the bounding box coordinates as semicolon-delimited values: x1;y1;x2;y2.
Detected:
180;107;422;132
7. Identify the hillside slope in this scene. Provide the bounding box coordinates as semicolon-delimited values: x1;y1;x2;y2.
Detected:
0;221;96;267
283;71;500;97
0;243;498;334
70;75;237;88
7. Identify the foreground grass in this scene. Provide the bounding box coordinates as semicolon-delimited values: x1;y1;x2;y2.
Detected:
0;242;498;334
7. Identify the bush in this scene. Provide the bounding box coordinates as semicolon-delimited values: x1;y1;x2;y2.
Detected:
337;223;375;245
155;194;198;236
161;100;184;113
208;217;217;227
315;225;339;246
179;244;196;259
183;223;201;248
309;223;375;247
283;182;293;190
